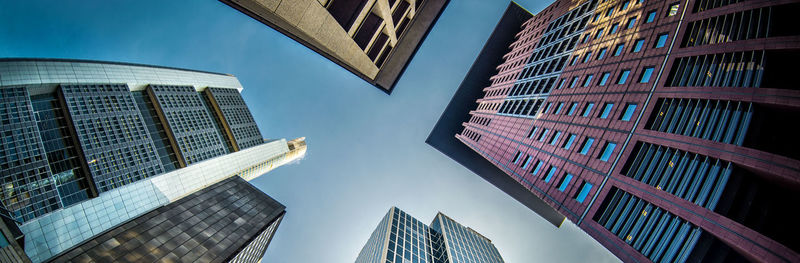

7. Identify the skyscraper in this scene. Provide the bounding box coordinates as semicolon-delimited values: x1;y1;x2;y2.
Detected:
429;1;800;262
219;0;449;94
0;58;307;262
355;207;504;263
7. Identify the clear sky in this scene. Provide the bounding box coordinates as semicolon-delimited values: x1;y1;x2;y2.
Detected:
1;0;620;262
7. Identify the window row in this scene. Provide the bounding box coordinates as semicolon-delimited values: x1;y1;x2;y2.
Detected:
666;50;764;88
469;116;491;126
525;126;618;162
520;55;570;81
461;129;481;142
646;98;753;146
543;100;638;121
508;77;557;97
693;0;742;13
683;6;774;47
566;66;656;90
545;0;596;33
512;154;594;203
575;33;668;67
476;102;500;111
498;98;545;116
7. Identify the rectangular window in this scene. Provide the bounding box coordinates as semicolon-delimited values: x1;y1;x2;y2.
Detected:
583;74;594;87
620;103;637;121
639;66;655;83
598;72;611;86
549;131;562;145
544;166;557;182
531;161;544;175
626;17;637;29
554;102;564;114
599;142;617;161
521;155;533;168
654;33;668;48
583;52;593;63
582;103;594;117
613;44;625;56
567;102;578;115
544;102;552;113
593;13;601;22
599;103;614;119
563;134;577;149
575;182;593;203
579;137;595;154
667;3;679;16
610;23;619;34
606;8;614;17
527;126;538;138
632;39;645;52
645;10;657;23
537;129;550;141
597;48;607;60
570;77;580;88
595;28;604;39
620;1;630;10
617;69;631;84
558;173;573;192
571;55;580;65
512;151;522;163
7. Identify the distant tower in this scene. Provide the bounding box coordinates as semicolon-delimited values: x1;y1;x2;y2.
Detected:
219;0;449;94
355;207;504;263
428;0;800;262
0;58;307;262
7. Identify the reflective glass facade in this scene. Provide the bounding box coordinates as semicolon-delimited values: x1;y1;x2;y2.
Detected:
433;0;800;262
355;207;504;263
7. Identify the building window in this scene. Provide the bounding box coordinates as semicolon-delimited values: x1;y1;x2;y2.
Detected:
544;166;557;182
513;151;522;163
521;155;533;168
567;102;578;115
593;13;601;22
579;137;595;155
632;39;645;52
544;102;553;113
571;55;580;65
537;129;550;141
620;103;637;121
575;182;593;203
583;52;593;63
598;72;611;86
549;131;562;145
606;8;614;17
640;66;655;83
527;126;538;138
595;28;605;39
599;103;614;119
582;103;595;117
617;69;631;84
531;160;544;175
667;3;680;16
645;10;657;23
654;33;669;48
554;102;564;114
583;74;594;87
626;17;637;29
599;142;617;161
613;43;625;56
570;77;580;88
558;173;573;192
597;48;607;60
620;1;630;11
563;134;577;149
582;33;591;43
610;23;619;34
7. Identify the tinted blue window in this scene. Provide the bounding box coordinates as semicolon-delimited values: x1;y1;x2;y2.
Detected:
570;77;579;88
621;103;637;121
655;33;669;48
640;67;655;83
597;48;607;60
538;129;550;141
544;166;557;182
595;28;604;39
558;173;573;192
617;70;631;84
563;134;577;149
579;138;595;155
599;72;610;86
614;44;625;56
610;23;619;34
567;102;578;115
646;10;656;23
583;74;594;87
582;103;594;117
555;102;564;114
599;142;617;161
627;17;637;29
599;103;614;119
576;182;593;203
512;151;522;163
633;39;645;52
544;102;552;113
549;131;562;145
531;161;544;175
620;1;630;10
583;52;593;63
522;155;533;168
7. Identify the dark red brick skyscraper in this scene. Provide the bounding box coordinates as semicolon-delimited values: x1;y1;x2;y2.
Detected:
429;0;800;262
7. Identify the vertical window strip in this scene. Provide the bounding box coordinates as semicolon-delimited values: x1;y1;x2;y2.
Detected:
647;98;753;145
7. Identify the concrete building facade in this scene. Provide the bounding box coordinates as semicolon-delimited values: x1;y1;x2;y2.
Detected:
429;1;800;262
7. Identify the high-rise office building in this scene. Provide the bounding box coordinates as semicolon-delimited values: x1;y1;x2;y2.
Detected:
219;0;449;94
0;58;307;262
355;207;504;263
429;1;799;262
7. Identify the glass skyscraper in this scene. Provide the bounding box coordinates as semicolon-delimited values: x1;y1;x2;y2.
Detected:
428;0;800;262
355;207;504;263
0;58;307;262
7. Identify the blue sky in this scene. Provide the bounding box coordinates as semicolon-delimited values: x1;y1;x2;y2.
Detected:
0;0;619;262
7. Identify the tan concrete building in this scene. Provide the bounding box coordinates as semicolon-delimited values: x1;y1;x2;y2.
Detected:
220;0;449;94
